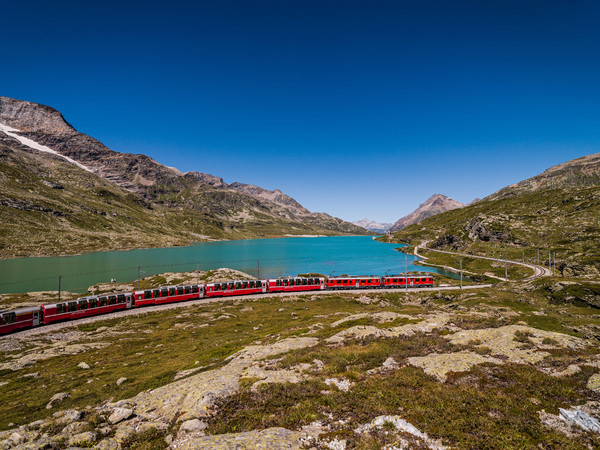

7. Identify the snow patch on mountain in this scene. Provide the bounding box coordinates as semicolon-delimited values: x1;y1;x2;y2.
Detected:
0;122;93;173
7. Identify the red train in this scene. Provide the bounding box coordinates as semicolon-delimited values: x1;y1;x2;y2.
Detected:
0;274;434;335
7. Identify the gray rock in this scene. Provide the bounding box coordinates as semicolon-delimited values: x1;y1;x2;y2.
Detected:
46;392;69;409
23;372;41;379
180;419;207;433
95;437;121;449
164;434;173;445
77;362;90;370
382;357;398;368
8;432;24;446
116;377;127;386
27;420;45;430
61;421;88;436
108;407;133;424
68;431;96;446
62;409;84;422
560;408;600;433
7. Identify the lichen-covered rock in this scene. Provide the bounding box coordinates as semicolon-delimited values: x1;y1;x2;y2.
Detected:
326;313;453;344
131;337;318;422
407;351;503;381
177;427;304;449
587;373;600;392
46;392;69;409
95;437;121;449
180;419;207;433
77;362;90;369
116;377;128;386
446;325;584;364
108;408;133;424
68;431;96;446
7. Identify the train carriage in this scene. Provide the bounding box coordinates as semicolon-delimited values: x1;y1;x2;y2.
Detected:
0;306;42;334
133;284;203;307
326;276;381;290
267;277;325;293
382;275;434;288
42;292;133;324
205;280;267;298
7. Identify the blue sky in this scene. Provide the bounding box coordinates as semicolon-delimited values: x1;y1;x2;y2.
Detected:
1;0;599;223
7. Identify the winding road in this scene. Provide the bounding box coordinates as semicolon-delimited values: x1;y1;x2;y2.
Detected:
414;245;552;280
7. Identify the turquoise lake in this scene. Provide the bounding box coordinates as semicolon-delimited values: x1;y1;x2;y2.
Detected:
0;236;458;294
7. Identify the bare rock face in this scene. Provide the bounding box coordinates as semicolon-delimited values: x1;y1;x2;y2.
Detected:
389;194;465;232
0;96;76;135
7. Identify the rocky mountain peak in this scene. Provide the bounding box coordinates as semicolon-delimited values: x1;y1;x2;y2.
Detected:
388;194;465;233
0;96;76;135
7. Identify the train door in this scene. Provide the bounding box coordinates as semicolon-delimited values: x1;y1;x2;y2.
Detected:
126;295;133;309
261;281;268;293
320;278;325;290
32;311;40;326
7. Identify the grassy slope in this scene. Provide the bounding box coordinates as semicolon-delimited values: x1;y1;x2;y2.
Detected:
0;143;367;258
1;276;600;447
382;185;600;278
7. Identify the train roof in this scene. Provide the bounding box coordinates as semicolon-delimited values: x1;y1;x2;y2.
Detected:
205;279;262;285
0;306;41;315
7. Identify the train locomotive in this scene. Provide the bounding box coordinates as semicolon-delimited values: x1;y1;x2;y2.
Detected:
0;274;433;335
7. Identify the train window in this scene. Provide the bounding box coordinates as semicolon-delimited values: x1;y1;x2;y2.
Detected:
144;291;152;299
256;281;261;288
177;287;183;295
152;290;159;298
169;288;176;296
276;280;281;286
228;282;234;290
184;286;191;294
78;300;88;310
248;281;254;288
283;279;288;286
89;298;98;308
68;302;78;312
161;288;168;297
3;312;16;324
236;282;241;289
118;294;125;303
108;296;117;305
308;278;313;285
241;282;246;288
98;297;107;306
192;285;198;293
56;303;65;314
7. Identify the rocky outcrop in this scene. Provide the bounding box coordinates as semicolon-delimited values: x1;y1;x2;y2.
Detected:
389;194;465;232
0;96;76;135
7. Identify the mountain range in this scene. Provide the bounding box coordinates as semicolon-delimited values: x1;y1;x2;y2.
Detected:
0;96;368;258
352;218;393;233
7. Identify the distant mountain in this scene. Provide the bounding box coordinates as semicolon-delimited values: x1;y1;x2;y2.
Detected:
352;218;393;233
0;95;368;257
387;194;465;233
487;153;600;200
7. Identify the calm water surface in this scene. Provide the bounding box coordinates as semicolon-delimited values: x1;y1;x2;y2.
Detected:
0;236;458;294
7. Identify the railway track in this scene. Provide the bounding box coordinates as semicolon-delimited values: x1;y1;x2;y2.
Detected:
0;284;491;339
